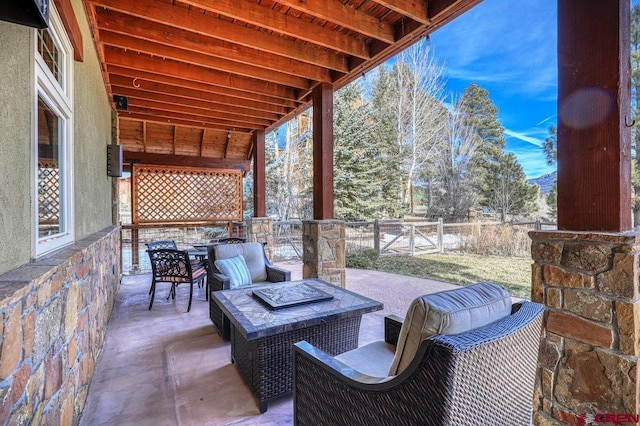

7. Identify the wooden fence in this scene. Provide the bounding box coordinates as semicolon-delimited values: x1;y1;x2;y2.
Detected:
120;219;556;273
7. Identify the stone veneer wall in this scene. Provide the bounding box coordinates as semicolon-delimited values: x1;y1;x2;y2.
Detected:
529;230;639;425
246;217;274;261
0;226;120;425
302;220;345;288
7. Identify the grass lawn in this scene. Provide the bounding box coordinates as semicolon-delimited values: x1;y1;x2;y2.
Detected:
349;251;532;299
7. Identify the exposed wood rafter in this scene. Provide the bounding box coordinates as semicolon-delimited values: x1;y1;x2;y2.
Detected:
84;0;482;163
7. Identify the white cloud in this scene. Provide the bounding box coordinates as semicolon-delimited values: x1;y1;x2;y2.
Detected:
504;129;544;147
431;0;557;97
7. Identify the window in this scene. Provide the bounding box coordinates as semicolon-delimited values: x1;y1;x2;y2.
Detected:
34;4;73;256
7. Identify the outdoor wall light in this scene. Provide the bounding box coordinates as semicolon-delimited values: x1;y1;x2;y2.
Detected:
107;145;123;177
113;95;128;110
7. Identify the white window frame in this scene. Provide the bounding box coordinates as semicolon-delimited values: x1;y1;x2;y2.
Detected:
32;4;74;256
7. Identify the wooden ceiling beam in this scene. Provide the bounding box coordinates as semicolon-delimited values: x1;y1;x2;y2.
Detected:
182;0;371;59
118;112;255;133
103;47;298;101
111;86;283;122
428;0;482;31
125;104;271;129
107;66;299;109
94;8;334;83
342;19;429;90
54;0;84;61
109;74;290;115
100;31;312;89
246;0;395;43
124;98;275;127
123;150;251;171
371;0;430;24
87;0;350;72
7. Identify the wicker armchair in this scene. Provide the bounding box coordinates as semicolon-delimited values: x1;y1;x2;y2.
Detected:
207;241;291;339
293;284;544;426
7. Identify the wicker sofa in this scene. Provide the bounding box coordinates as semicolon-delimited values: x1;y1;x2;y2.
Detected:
207;241;291;339
293;283;544;426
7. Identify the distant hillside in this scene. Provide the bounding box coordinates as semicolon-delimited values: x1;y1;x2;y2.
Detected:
528;171;557;195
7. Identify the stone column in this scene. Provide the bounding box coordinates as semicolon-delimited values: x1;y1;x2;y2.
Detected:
302;220;345;287
246;217;274;260
530;230;640;425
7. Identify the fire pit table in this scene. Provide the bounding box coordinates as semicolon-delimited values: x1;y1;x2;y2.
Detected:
210;278;383;413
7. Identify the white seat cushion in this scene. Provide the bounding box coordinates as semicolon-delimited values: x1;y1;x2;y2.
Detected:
335;341;396;378
389;282;512;375
214;242;268;282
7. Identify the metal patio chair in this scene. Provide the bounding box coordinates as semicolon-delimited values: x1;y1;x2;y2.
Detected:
146;247;207;312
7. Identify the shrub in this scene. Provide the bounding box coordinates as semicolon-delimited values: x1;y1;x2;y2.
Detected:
462;224;530;257
346;249;380;268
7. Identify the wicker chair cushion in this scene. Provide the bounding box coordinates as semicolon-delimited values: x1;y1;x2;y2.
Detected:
214;255;252;289
214;242;268;282
389;282;512;375
334;341;396;378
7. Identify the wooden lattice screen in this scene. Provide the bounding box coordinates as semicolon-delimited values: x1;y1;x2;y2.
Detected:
132;164;243;224
38;159;60;224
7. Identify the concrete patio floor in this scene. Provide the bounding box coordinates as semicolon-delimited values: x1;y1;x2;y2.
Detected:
79;261;460;426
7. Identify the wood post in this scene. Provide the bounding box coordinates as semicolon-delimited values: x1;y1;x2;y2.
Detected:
253;129;266;217
556;0;631;231
312;83;334;220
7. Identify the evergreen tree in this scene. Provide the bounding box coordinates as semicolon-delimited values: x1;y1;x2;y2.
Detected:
542;125;557;166
541;125;558;221
333;81;385;221
485;152;539;221
368;67;405;218
456;83;506;157
547;184;558;220
456;83;507;205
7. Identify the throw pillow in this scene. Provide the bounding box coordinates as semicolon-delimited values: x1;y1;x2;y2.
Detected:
214;255;252;289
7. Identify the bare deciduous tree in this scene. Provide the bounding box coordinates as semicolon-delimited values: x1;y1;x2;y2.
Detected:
432;105;482;219
392;39;447;213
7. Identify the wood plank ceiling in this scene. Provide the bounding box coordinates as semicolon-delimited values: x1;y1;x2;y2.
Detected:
83;0;481;168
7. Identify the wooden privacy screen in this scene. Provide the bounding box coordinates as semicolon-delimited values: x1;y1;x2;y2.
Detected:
132;164;242;224
38;159;60;225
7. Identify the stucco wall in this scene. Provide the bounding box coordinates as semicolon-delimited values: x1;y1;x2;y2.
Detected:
71;0;113;240
0;22;33;275
0;1;114;276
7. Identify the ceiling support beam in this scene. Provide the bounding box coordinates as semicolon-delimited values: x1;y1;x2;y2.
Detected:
372;0;430;24
253;130;266;217
103;48;297;101
274;0;396;42
119;112;254;133
123;151;251;171
100;31;311;89
182;0;371;58
111;85;282;122
94;8;332;83
107;67;298;110
312;83;334;220
87;0;350;72
557;0;631;231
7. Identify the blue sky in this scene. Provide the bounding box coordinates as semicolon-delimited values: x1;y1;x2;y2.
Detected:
429;0;558;179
